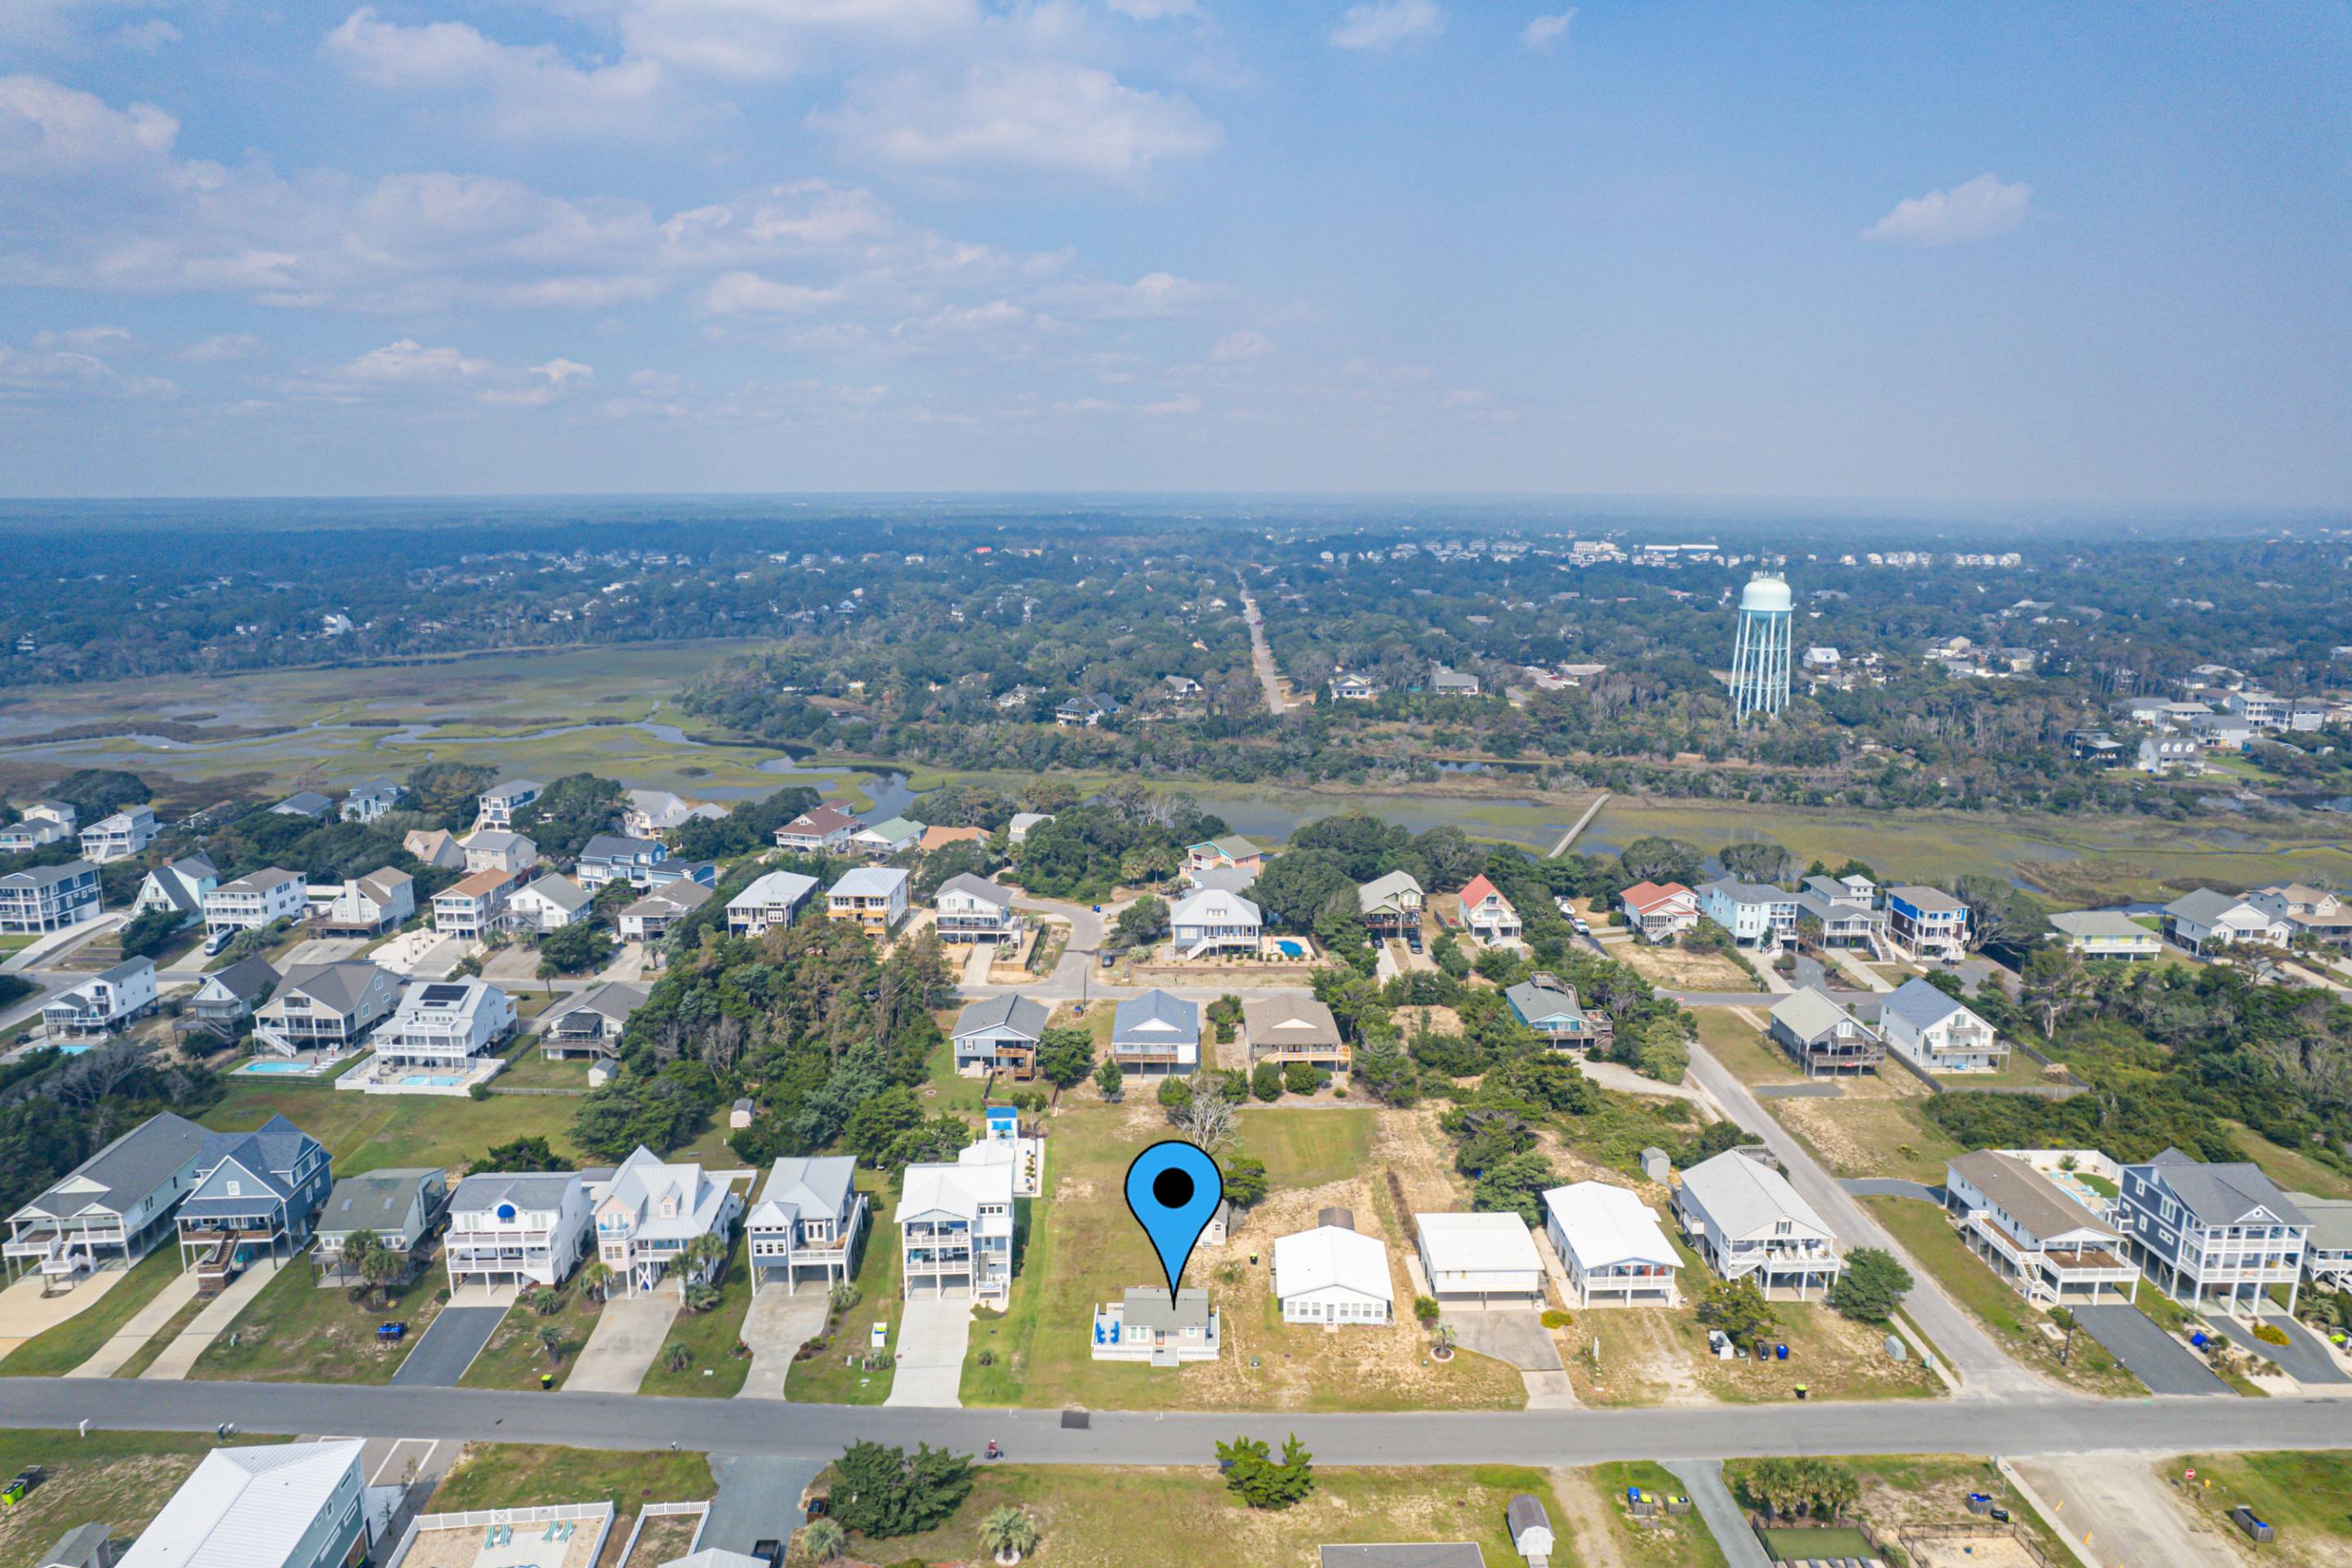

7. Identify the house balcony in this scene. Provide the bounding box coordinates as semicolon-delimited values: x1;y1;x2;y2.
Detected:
1091;1301;1221;1365
938;914;1021;942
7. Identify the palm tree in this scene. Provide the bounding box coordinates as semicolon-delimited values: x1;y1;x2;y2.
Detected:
979;1506;1040;1566
1431;1322;1457;1361
661;1339;693;1373
577;1260;614;1302
340;1228;381;1293
536;1324;567;1365
798;1520;846;1564
359;1240;407;1306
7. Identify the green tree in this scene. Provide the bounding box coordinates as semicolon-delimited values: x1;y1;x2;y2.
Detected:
1696;1277;1778;1346
799;1519;846;1564
537;1324;568;1365
1618;836;1704;888
1250;1061;1284;1102
978;1506;1040;1565
1214;1434;1315;1510
1093;1054;1125;1101
116;908;187;961
1219;1153;1269;1208
829;1441;974;1539
1156;1075;1192;1118
1036;1025;1097;1089
1718;840;1793;884
469;1134;566;1174
1115;895;1169;947
2020;944;2090;1039
359;1236;407;1303
1825;1247;1913;1323
514;773;628;861
1281;1061;1325;1095
1470;1151;1557;1225
845;1085;926;1163
537;920;615;977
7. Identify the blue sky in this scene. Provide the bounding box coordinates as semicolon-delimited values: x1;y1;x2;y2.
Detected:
2;2;2346;501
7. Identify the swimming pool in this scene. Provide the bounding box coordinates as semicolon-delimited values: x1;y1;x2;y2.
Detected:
238;1059;317;1076
400;1073;465;1087
1270;938;1309;959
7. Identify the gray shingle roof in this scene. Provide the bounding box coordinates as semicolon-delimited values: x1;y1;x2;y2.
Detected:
316;1169;439;1238
1504;978;1583;1023
2144;1147;2308;1227
278;960;392;1014
753;1156;856;1232
9;1111;208;1222
1116;987;1201;1045
204;955;281;1005
953;994;1049;1040
934;871;1013;909
581;834;662;862
1881;976;1971;1033
1769;986;1872;1044
1949;1151;2119;1244
2288;1192;2352;1251
1241;991;1340;1048
451;1169;581;1214
2050;910;2157;940
2163;887;2248;924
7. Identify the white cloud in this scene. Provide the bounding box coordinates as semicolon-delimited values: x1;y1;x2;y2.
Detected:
1211;328;1269;361
33;324;133;350
599;0;978;82
1106;0;1201;17
814;57;1222;177
1861;173;2031;247
0;338;173;399
1330;0;1442;51
479;355;596;406
179;333;261;362
324;9;679;140
341;338;492;382
0;72;178;174
701;270;846;315
1050;270;1205;318
1519;9;1572;51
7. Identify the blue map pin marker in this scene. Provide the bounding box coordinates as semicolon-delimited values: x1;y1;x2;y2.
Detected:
1124;1140;1224;1305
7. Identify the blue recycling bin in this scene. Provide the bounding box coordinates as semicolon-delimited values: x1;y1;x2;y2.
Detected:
1775;1343;1788;1361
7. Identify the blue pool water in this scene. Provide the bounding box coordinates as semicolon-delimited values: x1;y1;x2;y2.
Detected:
52;1044;91;1056
237;1060;315;1076
1272;938;1308;958
400;1073;464;1087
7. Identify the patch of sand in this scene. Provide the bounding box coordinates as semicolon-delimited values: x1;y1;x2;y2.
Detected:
1906;1538;2041;1568
1548;1469;1630;1568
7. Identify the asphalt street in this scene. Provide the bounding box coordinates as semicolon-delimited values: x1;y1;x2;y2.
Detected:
7;1379;2349;1467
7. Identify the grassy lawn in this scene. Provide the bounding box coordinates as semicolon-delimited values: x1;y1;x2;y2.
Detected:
1695;1012;1801;1085
189;1257;448;1383
1757;1525;1871;1557
0;1430;250;1568
1764;1091;1963;1183
785;1170;902;1406
921;1027;991;1116
0;933;35;956
111;1289;210;1379
636;1241;751;1397
201;1079;586;1176
2169;1451;2352;1565
426;1443;716;1512
1236;1107;1374;1189
461;1287;594;1391
0;1246;182;1377
2225;1120;2352;1201
1584;1462;1730;1566
831;1464;1570;1568
1857;1196;2145;1396
493;1049;595;1092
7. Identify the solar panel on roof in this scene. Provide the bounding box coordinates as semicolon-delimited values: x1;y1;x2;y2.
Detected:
419;983;470;1004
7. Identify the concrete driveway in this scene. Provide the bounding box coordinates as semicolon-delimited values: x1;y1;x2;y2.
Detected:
566;1292;681;1393
1446;1309;1575;1410
737;1289;828;1400
705;1454;823;1554
0;1266;134;1360
1661;1461;1772;1568
390;1303;510;1387
2071;1304;2230;1396
884;1295;972;1408
282;936;366;967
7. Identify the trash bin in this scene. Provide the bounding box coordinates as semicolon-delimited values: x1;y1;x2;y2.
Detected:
1966;1492;1993;1516
1775;1343;1789;1361
1793;1383;1809;1401
2232;1507;2274;1543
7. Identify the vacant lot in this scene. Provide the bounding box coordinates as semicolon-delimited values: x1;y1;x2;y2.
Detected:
1573;1462;1729;1567
426;1443;717;1512
1859;1195;2143;1396
1765;1080;1963;1183
1694;1012;1802;1085
1563;1292;1940;1407
201;1080;587;1178
192;1254;448;1383
831;1464;1570;1568
2169;1451;2352;1567
1615;942;1759;993
1237;1107;1375;1190
1722;1454;2074;1567
0;1430;243;1568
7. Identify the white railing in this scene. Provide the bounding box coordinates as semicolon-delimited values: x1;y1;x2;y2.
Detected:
608;1500;709;1568
411;1500;613;1532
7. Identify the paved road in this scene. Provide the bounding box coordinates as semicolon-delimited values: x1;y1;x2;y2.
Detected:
9;1379;2352;1465
1683;1037;2042;1398
390;1307;509;1388
1236;589;1295;715
2070;1306;2229;1396
1671;991;1778;1008
1662;1460;1771;1568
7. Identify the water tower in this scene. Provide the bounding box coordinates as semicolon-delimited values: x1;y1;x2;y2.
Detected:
1729;572;1793;724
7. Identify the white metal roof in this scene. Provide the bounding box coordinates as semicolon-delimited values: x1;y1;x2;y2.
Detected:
1273;1223;1392;1303
1539;1182;1680;1271
1413;1211;1539;1274
117;1441;363;1568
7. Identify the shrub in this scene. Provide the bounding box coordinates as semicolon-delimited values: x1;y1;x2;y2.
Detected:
1413;1294;1440;1326
1539;1308;1571;1330
2252;1321;2291;1347
1281;1061;1325;1095
1250;1062;1284;1102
